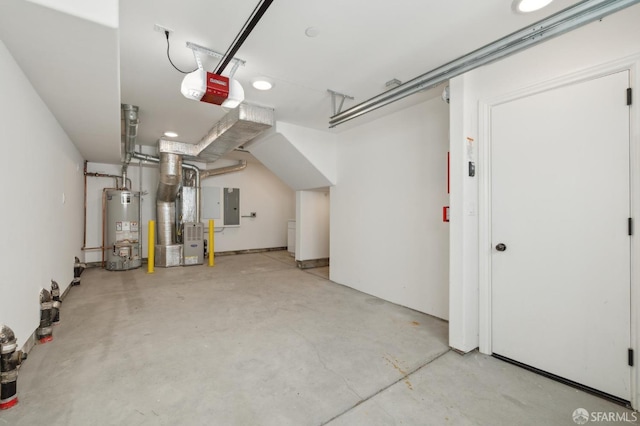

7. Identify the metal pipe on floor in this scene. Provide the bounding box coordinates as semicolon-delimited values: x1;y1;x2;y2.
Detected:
50;281;61;325
37;289;53;343
0;324;23;410
73;257;85;286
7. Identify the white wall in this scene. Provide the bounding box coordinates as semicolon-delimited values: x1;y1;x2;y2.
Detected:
449;3;640;407
0;41;84;347
85;159;295;260
331;97;450;320
201;160;295;252
296;190;330;261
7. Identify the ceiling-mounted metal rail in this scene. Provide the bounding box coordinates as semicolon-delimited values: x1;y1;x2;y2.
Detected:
214;0;274;75
327;89;355;116
329;0;640;128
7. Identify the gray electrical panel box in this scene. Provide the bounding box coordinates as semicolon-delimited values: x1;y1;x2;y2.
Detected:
183;222;204;266
224;188;240;226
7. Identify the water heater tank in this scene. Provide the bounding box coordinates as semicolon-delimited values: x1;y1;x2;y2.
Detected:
105;190;141;271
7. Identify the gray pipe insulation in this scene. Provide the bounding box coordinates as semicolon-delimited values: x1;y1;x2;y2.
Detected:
156;153;183;245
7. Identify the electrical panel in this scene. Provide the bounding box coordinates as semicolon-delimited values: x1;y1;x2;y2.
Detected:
224;188;240;226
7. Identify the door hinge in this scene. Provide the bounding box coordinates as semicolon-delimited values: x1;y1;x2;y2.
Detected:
629;348;634;367
627;88;632;106
629;218;633;236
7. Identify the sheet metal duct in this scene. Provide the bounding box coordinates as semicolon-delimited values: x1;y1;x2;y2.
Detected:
158;103;274;163
153;104;271;266
121;104;138;164
200;160;247;179
156;153;183;267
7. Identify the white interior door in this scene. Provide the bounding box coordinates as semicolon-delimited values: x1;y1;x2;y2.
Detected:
491;71;631;400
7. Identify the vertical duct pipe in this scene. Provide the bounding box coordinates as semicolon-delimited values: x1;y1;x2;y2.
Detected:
121;167;128;190
121;104;139;187
156;152;183;246
121;105;138;164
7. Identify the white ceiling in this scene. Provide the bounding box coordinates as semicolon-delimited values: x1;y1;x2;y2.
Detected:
1;0;585;163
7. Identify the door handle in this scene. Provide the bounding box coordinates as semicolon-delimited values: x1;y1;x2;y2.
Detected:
495;243;507;252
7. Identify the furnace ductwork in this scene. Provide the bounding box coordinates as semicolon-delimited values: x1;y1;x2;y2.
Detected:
121;104;139;165
157;103;274;163
121;104;139;189
200;160;247;179
155;152;184;267
148;104;273;267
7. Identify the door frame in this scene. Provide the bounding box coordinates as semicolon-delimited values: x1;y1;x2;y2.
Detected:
477;56;640;405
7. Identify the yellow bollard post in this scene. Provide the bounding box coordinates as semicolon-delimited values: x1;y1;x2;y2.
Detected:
147;220;155;273
208;219;215;267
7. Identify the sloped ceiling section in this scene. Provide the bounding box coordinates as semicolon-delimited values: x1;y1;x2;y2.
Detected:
0;0;121;162
249;127;335;191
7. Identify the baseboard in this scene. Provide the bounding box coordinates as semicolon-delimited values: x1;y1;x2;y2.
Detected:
60;281;74;301
20;329;37;356
85;247;289;268
296;258;330;269
214;247;288;257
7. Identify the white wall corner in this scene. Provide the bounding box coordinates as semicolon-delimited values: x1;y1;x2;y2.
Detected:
275;121;338;185
248;126;335;191
449;74;480;353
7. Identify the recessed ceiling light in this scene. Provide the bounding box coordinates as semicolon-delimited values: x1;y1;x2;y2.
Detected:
252;79;273;91
163;131;178;138
512;0;554;13
305;27;320;38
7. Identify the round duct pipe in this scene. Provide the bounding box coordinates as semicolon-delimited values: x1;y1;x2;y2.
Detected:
157;153;183;202
121;104;139;164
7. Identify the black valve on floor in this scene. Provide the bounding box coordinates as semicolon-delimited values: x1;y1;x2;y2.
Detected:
37;289;53;343
51;280;61;326
72;256;86;286
0;324;24;410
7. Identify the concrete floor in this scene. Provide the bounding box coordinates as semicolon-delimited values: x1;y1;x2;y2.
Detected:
1;251;637;425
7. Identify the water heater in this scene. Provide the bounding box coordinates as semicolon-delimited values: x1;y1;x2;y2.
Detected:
105;190;141;271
